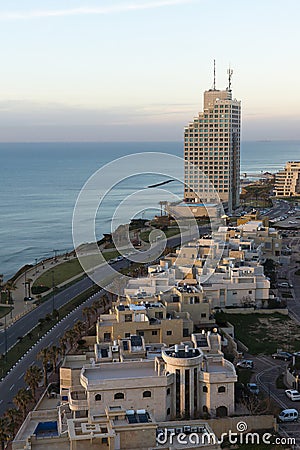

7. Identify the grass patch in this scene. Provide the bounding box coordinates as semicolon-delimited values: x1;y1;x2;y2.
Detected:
0;306;13;320
215;312;300;355
140;227;180;243
33;251;120;290
0;283;101;378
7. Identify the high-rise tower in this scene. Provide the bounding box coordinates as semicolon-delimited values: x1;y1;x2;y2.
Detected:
184;65;241;213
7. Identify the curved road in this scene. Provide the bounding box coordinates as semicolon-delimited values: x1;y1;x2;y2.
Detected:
0;288;105;416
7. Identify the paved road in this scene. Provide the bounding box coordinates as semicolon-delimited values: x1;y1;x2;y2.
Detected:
0;229;206;416
254;356;300;448
251;230;300;448
263;199;291;220
0;225;210;357
0;288;108;416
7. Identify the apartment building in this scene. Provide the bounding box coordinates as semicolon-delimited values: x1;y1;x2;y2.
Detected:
96;297;194;345
184;71;241;213
61;330;236;423
196;263;270;309
274;161;300;197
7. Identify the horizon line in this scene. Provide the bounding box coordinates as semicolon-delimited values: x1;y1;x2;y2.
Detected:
0;139;299;144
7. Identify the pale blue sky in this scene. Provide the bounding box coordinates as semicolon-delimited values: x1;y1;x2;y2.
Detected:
0;0;299;142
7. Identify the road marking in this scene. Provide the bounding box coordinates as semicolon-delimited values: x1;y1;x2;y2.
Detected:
18;372;25;380
0;400;3;405
9;384;15;391
48;340;53;346
64;325;69;331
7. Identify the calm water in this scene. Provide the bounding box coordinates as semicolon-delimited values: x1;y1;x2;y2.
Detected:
0;140;299;278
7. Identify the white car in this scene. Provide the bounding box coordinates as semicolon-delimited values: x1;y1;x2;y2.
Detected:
285;390;300;401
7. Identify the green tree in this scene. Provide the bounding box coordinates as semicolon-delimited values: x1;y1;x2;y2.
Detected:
82;307;93;329
4;408;22;435
59;336;68;358
73;320;85;340
64;329;77;350
37;348;51;387
24;365;42;399
13;388;33;419
0;417;12;450
48;345;61;374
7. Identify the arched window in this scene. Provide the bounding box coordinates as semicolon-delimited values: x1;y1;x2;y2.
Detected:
218;386;226;393
143;390;151;398
95;394;102;401
114;392;124;400
203;386;208;393
203;405;208;413
167;388;171;396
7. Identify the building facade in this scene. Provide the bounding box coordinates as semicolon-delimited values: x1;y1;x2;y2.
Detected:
274;161;300;197
184;74;241;213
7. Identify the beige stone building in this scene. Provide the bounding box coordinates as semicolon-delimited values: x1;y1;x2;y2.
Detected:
274;161;300;197
13;404;221;450
184;73;241;213
96;297;194;346
61;330;236;423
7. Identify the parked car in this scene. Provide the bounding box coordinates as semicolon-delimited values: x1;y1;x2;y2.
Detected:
236;359;254;369
278;282;289;288
24;296;33;301
278;408;298;422
272;351;292;361
247;383;259;395
285;390;300;401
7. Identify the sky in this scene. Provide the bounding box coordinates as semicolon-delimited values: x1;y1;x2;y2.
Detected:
0;0;300;142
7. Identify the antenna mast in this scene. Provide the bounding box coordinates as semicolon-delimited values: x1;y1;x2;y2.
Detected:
213;59;216;90
227;67;233;91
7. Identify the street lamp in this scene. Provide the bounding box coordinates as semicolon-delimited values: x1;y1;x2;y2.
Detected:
4;312;7;362
52;271;55;314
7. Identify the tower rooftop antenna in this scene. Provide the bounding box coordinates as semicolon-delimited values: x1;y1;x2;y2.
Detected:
213;59;216;90
227;66;233;91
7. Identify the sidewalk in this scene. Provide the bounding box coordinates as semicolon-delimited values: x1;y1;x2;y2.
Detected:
1;225;170;330
1;253;77;330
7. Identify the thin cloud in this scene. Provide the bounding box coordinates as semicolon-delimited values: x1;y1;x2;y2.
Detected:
0;0;194;20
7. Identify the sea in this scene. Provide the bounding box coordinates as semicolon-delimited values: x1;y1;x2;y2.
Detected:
1;140;299;279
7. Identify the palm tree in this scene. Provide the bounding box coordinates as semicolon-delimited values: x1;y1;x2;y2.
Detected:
48;345;61;374
64;329;77;350
13;388;33;419
73;320;85;340
91;301;99;318
59;336;68;358
0;417;12;450
93;298;103;313
4;281;16;304
37;348;51;387
4;408;22;435
24;365;42;399
82;307;93;329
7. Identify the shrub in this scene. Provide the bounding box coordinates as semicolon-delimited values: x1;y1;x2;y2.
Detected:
31;285;50;294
